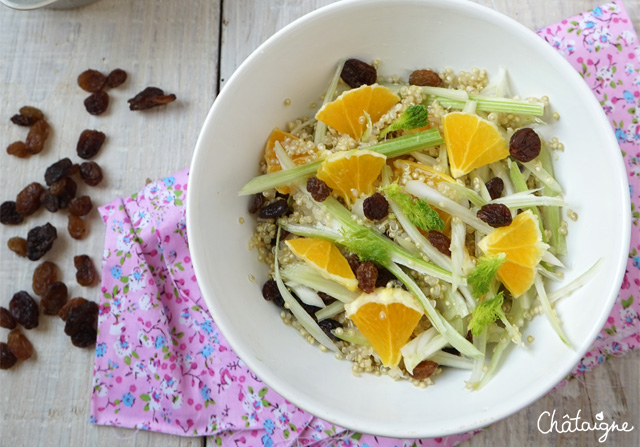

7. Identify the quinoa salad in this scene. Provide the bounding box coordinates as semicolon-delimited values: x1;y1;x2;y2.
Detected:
240;59;599;389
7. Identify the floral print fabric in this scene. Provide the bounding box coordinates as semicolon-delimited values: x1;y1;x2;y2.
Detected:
91;2;639;445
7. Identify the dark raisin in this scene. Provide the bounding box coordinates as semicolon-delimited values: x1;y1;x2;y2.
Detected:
79;161;104;186
25;119;50;154
59;297;88;321
262;279;284;307
9;291;39;329
77;69;107;92
58;177;78;209
375;265;396;288
356;261;378;293
10;115;36;126
427;230;451;257
317;292;336;305
477;203;512;228
409;69;442;87
7;330;34;360
306;177;332;202
363;192;389;220
318;319;342;341
68;215;87;239
0;307;17;329
270;228;289;247
485;177;504;200
105;68;127;88
509;128;541;162
44;158;74;185
64;300;98;348
0;343;18;370
41;282;68;316
409;360;438;380
74;255;98;286
258;199;289;219
16;182;45;216
346;253;361;274
6;141;30;158
248;193;265;214
68;196;93;217
84;90;109;115
32;260;59;296
76;129;106;159
128;87;177;111
340;58;377;88
40;190;60;213
0;201;24;225
49;177;68;196
294;295;321;319
10;106;43;126
26;222;57;261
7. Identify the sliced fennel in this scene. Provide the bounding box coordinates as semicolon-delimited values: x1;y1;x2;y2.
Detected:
401;327;449;374
281;263;358;303
314;59;345;145
534;273;572;348
333;328;370;345
549;259;603;303
285;282;326;308
491;189;565;208
429;351;474;370
315;300;345;321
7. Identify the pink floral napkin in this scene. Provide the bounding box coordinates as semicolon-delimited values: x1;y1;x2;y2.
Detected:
91;2;640;446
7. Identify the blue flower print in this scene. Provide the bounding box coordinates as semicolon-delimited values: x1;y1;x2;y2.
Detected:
261;434;274;447
110;265;122;279
615;128;627;142
155;335;166;349
263;418;275;435
95;343;107;357
584;20;595;29
592;7;603;17
163;176;176;187
200;320;214;334
623;90;635;103
123;392;135;407
201;385;211;401
200;345;214;358
633;255;640;269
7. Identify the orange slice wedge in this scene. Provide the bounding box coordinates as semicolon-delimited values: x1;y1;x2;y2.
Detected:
264;127;318;194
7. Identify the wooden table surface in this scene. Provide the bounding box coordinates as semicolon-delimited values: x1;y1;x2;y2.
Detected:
0;1;638;446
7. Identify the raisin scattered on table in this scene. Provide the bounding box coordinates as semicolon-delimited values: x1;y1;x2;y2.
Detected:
49;177;68;196
7;237;27;257
363;192;389;221
32;261;59;296
76;129;106;159
0;307;17;330
128;87;177;111
105;68;127;88
26;222;57;261
262;278;284;307
356;261;378;294
16;182;45;217
409;69;442;87
306;177;332;202
57;177;78;209
44;158;74;185
0;201;24;225
0;343;18;370
248;193;265;214
41;282;68;316
10;106;44;126
509;128;541;162
77;69;107;93
427;230;452;257
84;90;109;115
64;300;98;348
25;119;50;154
318;318;342;341
409;360;438;380
40;190;60;213
79;161;103;186
59;297;88;321
340;58;377;88
477;203;512;228
68;215;87;240
74;255;98;286
7;330;34;361
9;291;39;329
485;177;504;200
258;199;289;219
68;196;93;217
6;141;30;158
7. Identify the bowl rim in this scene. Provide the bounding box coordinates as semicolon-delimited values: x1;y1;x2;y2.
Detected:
187;0;631;438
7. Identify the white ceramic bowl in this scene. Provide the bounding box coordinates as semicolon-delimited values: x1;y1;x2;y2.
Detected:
187;0;630;438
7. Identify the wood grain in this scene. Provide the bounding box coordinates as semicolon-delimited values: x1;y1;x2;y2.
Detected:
0;1;637;447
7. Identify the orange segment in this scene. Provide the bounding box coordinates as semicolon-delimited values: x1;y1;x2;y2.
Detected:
285;237;358;291
315;84;400;140
345;288;424;367
316;149;386;205
264;127;318;194
478;210;548;296
442;112;509;178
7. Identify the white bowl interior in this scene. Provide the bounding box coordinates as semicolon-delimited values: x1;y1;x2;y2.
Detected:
187;0;630;438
